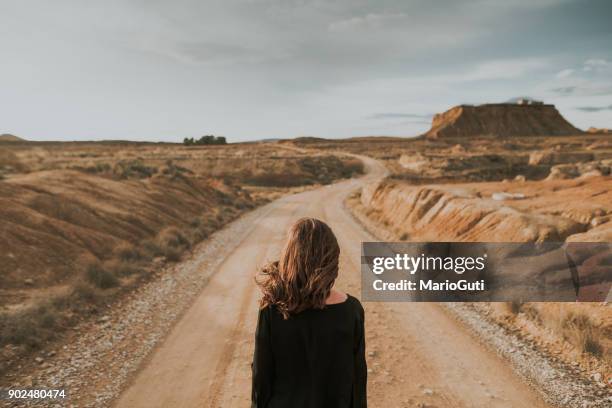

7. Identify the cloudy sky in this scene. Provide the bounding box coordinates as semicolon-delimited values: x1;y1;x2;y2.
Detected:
1;0;611;142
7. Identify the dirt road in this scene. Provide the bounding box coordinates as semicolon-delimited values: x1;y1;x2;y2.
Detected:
114;156;549;408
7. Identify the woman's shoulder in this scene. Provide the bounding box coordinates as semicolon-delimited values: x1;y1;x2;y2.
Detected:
345;294;364;315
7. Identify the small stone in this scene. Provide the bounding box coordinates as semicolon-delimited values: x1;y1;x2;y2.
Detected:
24;278;34;285
35;357;44;364
422;388;434;396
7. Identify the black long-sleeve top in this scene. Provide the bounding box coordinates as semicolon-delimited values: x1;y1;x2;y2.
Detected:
251;294;367;408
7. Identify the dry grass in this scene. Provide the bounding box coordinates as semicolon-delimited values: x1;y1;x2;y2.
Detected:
556;310;603;357
291;134;612;183
503;301;523;315
0;140;361;370
112;242;146;262
333;133;611;368
85;261;119;289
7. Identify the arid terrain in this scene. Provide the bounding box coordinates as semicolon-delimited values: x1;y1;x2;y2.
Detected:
0;120;611;407
0;140;362;375
300;131;612;403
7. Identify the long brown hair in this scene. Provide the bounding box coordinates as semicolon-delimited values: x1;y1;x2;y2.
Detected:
257;218;340;319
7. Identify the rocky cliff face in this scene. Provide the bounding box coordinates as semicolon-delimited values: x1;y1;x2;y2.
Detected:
359;177;612;242
426;104;582;139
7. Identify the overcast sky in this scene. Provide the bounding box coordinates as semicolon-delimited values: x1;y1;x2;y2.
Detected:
1;0;611;142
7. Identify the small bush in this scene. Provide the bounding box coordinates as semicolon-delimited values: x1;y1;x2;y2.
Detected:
113;242;144;262
187;228;208;244
156;227;191;262
161;160;193;177
72;162;111;174
85;261;119;289
342;158;365;176
506;301;523;315
113;160;157;179
244;173;312;187
72;281;103;303
105;259;142;277
142;239;163;258
0;304;61;349
157;227;190;249
560;311;603;357
163;246;182;262
189;217;202;228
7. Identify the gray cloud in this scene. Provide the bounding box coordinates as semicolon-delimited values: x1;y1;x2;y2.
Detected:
575;104;612;112
1;0;611;140
551;86;577;95
550;85;612;96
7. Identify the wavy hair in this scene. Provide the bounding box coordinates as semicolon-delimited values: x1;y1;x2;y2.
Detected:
256;218;340;319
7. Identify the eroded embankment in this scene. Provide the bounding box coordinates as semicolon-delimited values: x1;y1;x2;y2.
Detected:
351;174;612;407
360;176;612;242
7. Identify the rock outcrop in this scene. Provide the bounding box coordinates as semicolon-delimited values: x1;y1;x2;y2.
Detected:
359;176;612;242
360;180;585;242
425;103;582;139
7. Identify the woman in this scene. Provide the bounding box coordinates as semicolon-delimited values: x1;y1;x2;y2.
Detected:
252;218;367;408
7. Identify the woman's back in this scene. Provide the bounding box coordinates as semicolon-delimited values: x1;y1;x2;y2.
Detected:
252;294;367;408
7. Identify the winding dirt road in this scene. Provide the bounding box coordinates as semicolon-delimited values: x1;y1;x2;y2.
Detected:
114;156;549;408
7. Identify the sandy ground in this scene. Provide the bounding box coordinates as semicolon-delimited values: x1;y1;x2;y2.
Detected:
113;155;549;408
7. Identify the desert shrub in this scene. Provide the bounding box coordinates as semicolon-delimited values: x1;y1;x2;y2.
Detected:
104;259;143;277
85;261;119;289
72;281;103;303
157;227;190;249
113;242;144;262
0;149;27;173
341;158;365;176
113;160;157;179
559;311;603;357
156;227;191;262
245;172;313;187
187;227;209;244
162;160;193;177
505;301;523;315
142;239;163;258
189;217;202;228
163;247;182;262
235;199;253;210
0;303;61;349
72;162;111;174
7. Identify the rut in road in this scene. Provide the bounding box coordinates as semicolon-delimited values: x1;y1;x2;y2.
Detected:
114;155;550;408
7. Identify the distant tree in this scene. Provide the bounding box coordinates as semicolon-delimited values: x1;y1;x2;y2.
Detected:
199;135;215;144
183;135;227;146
